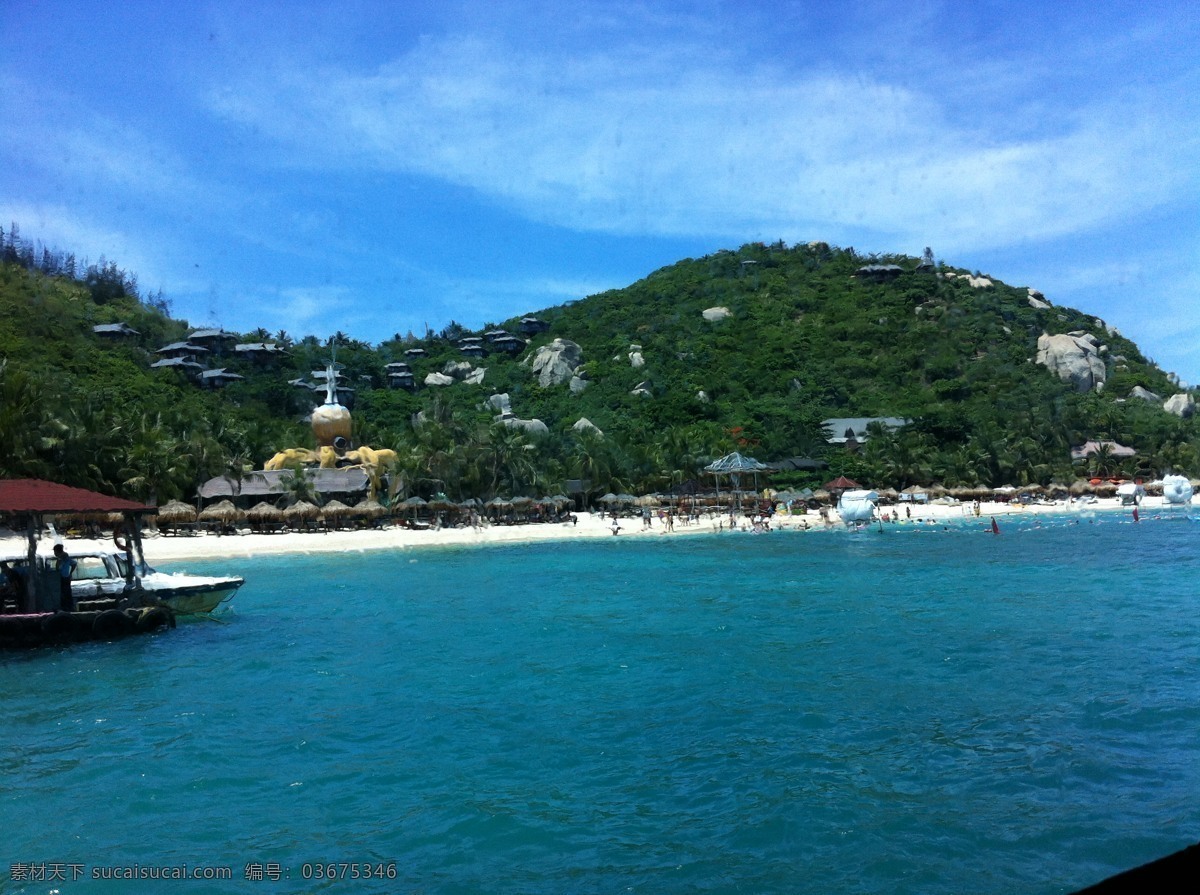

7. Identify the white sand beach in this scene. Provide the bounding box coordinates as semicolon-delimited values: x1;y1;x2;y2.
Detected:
128;496;1168;566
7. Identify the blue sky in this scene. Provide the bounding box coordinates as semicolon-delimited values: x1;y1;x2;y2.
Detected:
3;1;1198;383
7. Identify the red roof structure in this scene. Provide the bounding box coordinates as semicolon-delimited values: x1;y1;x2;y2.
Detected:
823;476;861;490
0;479;154;515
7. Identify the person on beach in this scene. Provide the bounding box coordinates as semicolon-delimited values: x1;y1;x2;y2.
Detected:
53;544;78;612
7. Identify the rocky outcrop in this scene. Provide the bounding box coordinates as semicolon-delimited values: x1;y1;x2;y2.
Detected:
572;417;603;438
697;390;709;403
443;361;474;379
424;372;454;387
1164;393;1196;418
1129;386;1161;404
945;272;993;288
615;345;644;367
631;380;653;398
1035;332;1107;392
485;393;512;415
703;306;732;322
569;374;590;395
525;338;583;387
464;368;486;385
501;417;549;436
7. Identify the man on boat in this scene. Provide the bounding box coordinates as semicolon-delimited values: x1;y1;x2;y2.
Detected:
53;544;78;612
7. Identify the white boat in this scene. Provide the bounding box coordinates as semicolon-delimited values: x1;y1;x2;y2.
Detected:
837;489;879;524
1;541;243;616
1116;482;1145;506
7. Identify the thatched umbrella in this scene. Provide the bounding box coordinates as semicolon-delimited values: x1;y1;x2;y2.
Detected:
284;500;321;526
158;500;198;524
398;495;428;525
634;494;661;507
246;501;283;524
321;499;354;526
352;497;386;518
598;492;618;506
198;499;244;524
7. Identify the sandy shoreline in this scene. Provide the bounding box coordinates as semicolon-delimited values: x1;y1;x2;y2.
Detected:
122;496;1167;567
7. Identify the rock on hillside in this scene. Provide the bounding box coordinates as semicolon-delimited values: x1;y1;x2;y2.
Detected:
1036;332;1106;392
525;338;583;387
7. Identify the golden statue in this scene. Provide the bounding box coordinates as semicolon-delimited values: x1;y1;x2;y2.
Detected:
264;360;398;493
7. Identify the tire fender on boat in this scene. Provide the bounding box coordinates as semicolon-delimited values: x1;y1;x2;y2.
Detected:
92;608;135;639
136;606;174;632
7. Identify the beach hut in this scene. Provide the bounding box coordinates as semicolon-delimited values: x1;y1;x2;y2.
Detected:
705;453;770;511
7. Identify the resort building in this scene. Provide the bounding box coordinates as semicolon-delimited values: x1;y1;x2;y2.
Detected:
92;322;140;338
822;417;910;448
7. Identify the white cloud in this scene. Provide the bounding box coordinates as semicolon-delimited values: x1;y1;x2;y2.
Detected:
208;33;1199;253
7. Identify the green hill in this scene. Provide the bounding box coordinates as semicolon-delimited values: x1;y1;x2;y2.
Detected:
1;231;1196;503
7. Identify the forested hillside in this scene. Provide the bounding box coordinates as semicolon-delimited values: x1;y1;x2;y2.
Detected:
1;226;1196;504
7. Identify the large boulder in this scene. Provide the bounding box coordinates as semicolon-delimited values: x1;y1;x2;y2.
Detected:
1164;393;1196;418
502;417;549;437
572;417;603;438
464;368;486;385
1035;332;1107;392
443;361;474;379
1129;386;1162;404
569;375;590;395
525;338;583;387
703;306;732;322
485;393;512;415
424;372;454;387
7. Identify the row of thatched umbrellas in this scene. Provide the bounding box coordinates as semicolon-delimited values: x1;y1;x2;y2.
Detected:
157;495;577;527
159;498;387;526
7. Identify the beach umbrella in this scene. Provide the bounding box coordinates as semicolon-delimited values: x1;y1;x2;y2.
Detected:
485;497;511;508
634;494;660;507
198;499;245;523
511;496;533;506
283;500;321;521
320;499;353;519
399;496;428;510
812;488;831;504
246;501;283;523
158;500;198;523
615;493;636;505
351;497;386;518
598;493;618;505
458;498;481;510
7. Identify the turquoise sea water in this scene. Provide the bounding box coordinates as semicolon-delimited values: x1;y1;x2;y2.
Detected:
3;516;1199;894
